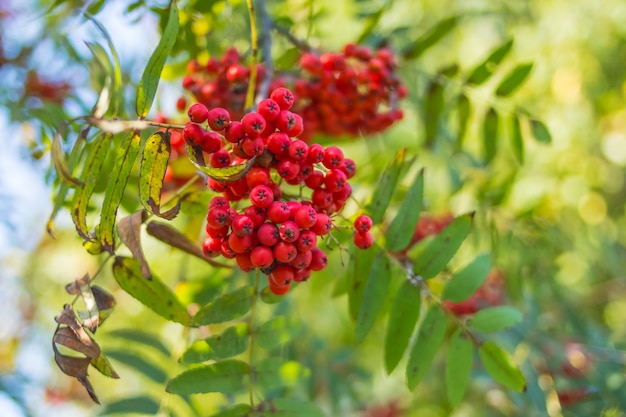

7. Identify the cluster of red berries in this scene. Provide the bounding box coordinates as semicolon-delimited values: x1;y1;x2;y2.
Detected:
182;87;371;295
178;45;406;141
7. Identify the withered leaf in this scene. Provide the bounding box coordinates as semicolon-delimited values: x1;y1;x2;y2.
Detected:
66;274;99;333
146;221;231;268
53;327;101;359
117;210;151;279
92;285;116;325
90;352;120;379
53;342;100;403
55;304;95;347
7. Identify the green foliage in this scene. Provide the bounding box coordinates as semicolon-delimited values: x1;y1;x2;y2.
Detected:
478;341;526;391
406;306;448;390
166;360;249;395
442;254;492;302
384;279;422;374
469;306;523;333
354;252;392;343
365;148;407;224
191;286;255;327
445;329;473;406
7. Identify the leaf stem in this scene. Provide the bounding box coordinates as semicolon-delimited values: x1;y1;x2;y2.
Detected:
245;0;259;111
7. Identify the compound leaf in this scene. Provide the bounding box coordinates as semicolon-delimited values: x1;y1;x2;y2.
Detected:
191;286;254;327
469;306;523;333
384;279;422;374
445;329;473;406
478;341;526;391
495;63;533;97
467;39;514;85
355;252;392;343
442;254;492;302
166;360;248;395
406;306;447;390
386;169;424;252
365;148;406;224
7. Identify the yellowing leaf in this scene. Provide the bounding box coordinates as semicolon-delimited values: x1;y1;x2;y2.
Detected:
140;131;180;219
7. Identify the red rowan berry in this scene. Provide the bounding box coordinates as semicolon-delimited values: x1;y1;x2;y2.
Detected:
245;167;270;189
322;146;344;169
270;87;295;110
176;97;187;112
241;112;266;136
244;206;267;227
304;170;324;189
200;131;223;154
323;169;347;193
202;236;222;257
209;148;232;168
353;231;373;249
183;123;204;146
249;185;274;208
267;132;291;159
312;188;333;209
293;267;311;282
354;215;373;232
274;242;297;263
221;240;236;259
257;98;281;121
306;144;325;164
209;196;230;209
295;230;317;252
310;247;328;271
236;252;255;272
291;250;312;270
267;201;291;224
228;233;252;254
276;159;300;180
257;222;280;246
288;139;308;161
207;107;231;131
268;278;291;296
340;158;357;179
187;103;209;123
231;215;255;237
224;120;245;143
293;205;317;229
206;206;231;229
310;213;332;236
206;224;229;240
250;245;275;269
241;135;264;157
279;221;300;243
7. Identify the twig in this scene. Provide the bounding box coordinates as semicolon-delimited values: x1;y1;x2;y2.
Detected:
255;0;273;102
245;0;259;110
272;23;313;52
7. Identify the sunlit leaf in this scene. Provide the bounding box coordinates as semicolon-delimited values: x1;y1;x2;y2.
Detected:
84;41;113;119
112;256;190;325
90;352;120;379
445;329;473;406
456;94;471;148
467;39;514;85
478;341;526;391
186;144;257;182
166;360;248;395
386;170;424;252
402;16;458;59
117;210;150;279
191;286;254;327
348;246;377;320
511;114;524;164
355;252;392;343
255;358;309;390
136;0;179;117
257;316;304;351
65;274;99;333
140;131;180;219
146;221;231;268
71;134;111;241
406;306;447;390
384;279;422;374
413;213;474;280
100;396;160;415
107;349;168;384
85;117;150;133
469;306;523;333
356;4;388;43
495;63;533;97
530;119;552;144
365;148;406;224
180;323;249;364
52;132;82;187
256;398;325;417
424;80;444;147
483;107;499;164
98;131;142;253
210;404;252;417
442;254;492;302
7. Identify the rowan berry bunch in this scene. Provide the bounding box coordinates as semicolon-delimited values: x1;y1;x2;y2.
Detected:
183;87;371;295
178;44;406;141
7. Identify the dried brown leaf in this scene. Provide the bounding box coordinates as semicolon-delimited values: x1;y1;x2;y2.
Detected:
55;304;95;347
66;274;99;333
146;221;231;268
92;285;116;325
53;327;101;359
117;210;151;279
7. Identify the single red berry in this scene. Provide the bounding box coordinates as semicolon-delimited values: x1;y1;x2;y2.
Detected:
245;167;270;189
220;239;236;259
206;224;229;240
242;112;267;137
340;158;357;179
244;206;267;227
228;233;252;254
293;267;311;282
270;87;295;110
310;247;328;271
207;107;231;131
274;241;297;263
201;131;223;153
276;159;300;181
291;250;312;270
323;169;347;193
354;215;373;232
312;188;333;210
249;185;274;209
268;278;291;296
257;222;280;246
353;231;373;250
187;103;209;123
293;205;317;229
236;252;255;272
183;123;205;146
306;143;325;164
333;182;352;201
241;135;265;157
250;245;275;269
288;139;308;161
279;221;300;243
295;230;317;252
225;64;249;82
310;213;333;236
232;215;255;237
257;98;281;121
224;120;245;143
304;170;324;189
267;201;291;224
229;178;250;197
209;148;232;168
209;196;230;209
206;206;231;229
202;236;222;257
267;132;291;159
176;97;187;112
276;111;304;137
208;177;226;193
322;146;344;169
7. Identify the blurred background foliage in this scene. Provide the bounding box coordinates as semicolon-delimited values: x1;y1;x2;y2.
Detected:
1;0;626;416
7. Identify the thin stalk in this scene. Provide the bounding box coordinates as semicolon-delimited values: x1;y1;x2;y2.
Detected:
246;0;259;110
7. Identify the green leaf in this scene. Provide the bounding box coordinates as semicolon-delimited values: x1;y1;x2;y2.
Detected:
424;80;444;147
71;134;111;240
106;349;168;384
384;279;422;374
467;39;514;85
385;170;424;252
483;107;499;164
257;317;304;351
166;360;248;395
511;114;524;163
355;252;392;343
478;341;526;391
413;213;474;280
136;1;179;117
456;94;471;148
107;329;170;357
402;16;457;59
112;256;190;325
365;148;406;224
530;119;552;144
100;395;160;415
191;286;254;327
255;358;309;390
347;246;377;320
140;131;180;220
256;399;325;417
445;329;473;406
180;323;249;364
186;144;256;182
406;306;447;390
356;4;388;43
98;131;142;253
442;254;492;302
495;63;533;97
90;352;119;379
209;404;252;417
469;306;523;333
52;132;83;187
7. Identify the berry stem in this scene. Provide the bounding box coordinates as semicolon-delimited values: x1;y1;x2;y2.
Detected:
256;0;273;103
245;0;259;111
